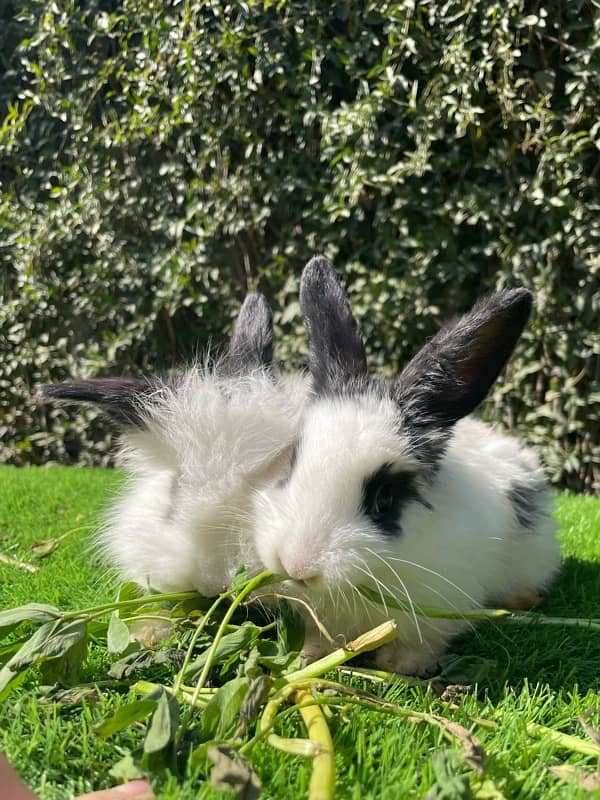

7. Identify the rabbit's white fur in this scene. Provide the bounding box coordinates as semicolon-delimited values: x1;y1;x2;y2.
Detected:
100;367;308;597
254;392;559;673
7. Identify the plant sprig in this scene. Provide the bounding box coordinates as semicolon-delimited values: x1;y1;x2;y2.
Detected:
1;572;599;799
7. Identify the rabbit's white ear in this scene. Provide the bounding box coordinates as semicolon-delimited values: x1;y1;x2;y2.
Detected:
223;292;273;374
395;288;532;428
35;378;154;425
300;255;367;393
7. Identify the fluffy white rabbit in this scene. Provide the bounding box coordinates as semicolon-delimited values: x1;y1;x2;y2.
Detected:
253;257;560;674
38;294;307;597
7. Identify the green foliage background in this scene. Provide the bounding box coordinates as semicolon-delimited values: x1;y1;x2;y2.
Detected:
0;0;598;491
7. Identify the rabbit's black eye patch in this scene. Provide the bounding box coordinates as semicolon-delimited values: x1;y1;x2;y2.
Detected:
361;464;422;536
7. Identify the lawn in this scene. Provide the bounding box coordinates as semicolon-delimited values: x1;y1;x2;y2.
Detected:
0;464;599;799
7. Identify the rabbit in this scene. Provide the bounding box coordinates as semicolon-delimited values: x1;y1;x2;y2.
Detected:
37;293;308;597
252;256;560;674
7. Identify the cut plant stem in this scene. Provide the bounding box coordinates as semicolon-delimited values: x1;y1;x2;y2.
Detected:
190;571;276;706
283;619;397;684
61;590;202;621
252;591;336;644
508;614;600;631
357;585;600;629
338;665;430;687
173;590;230;695
133;680;215;702
131;681;217;708
446;711;600;759
265;734;323;757
526;721;600;758
0;553;38;572
254;689;480;767
296;688;335;800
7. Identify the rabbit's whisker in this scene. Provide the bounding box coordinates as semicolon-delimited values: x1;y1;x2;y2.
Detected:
363;547;423;644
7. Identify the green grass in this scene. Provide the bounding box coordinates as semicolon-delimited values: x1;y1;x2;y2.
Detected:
1;465;599;799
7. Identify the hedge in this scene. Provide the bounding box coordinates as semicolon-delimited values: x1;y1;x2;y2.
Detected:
0;0;598;492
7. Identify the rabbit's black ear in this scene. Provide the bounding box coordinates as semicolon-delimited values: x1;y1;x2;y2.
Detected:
300;256;367;393
395;288;533;428
223;293;274;375
35;378;153;425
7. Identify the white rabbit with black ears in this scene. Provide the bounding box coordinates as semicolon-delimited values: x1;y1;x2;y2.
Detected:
37;293;307;597
253;257;560;674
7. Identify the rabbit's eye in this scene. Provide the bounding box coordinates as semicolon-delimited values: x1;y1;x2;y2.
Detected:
362;464;420;536
372;482;395;514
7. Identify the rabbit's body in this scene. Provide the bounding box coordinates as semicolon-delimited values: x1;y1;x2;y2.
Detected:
102;368;307;596
252;258;560;674
38;294;308;598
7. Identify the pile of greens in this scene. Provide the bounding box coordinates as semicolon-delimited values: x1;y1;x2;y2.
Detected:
1;570;599;799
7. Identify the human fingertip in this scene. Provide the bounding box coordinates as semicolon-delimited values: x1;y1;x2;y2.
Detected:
112;779;154;798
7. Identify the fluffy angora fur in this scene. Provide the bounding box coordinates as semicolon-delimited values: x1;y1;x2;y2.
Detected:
102;367;306;596
37;294;308;597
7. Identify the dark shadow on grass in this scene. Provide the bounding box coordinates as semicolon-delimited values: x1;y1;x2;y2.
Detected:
443;557;600;700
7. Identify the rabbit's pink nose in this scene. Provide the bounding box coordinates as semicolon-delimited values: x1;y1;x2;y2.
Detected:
279;554;320;585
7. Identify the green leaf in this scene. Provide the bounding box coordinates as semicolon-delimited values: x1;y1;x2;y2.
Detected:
117;582;143;603
183;625;257;679
108;612;131;654
261;651;301;672
94;699;158;738
0;619;88;700
242;646;262;679
29;538;61;559
144;690;179;753
0;638;29;666
170;595;213;617
277;600;305;652
0;603;61;638
201;677;249;741
14;619;87;669
40;626;88;685
0;668;27;702
108;648;176;680
255;638;301;674
190;739;224;769
109;753;146;782
235;675;271;736
230;566;250;592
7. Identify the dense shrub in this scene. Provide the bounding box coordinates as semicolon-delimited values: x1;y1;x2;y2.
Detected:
0;0;598;491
